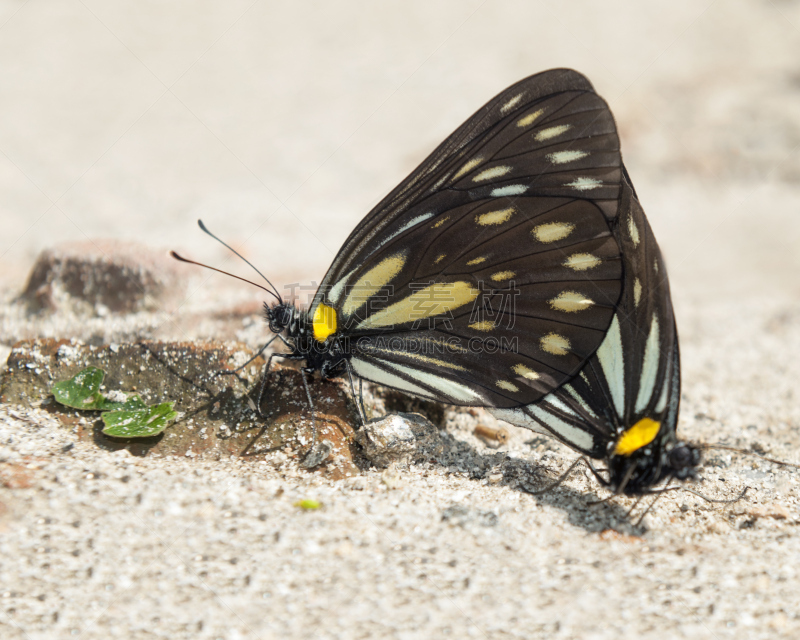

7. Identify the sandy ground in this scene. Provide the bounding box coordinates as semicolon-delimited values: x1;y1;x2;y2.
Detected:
2;1;800;638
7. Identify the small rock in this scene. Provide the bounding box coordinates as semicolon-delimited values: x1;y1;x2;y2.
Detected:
21;240;189;314
356;412;442;467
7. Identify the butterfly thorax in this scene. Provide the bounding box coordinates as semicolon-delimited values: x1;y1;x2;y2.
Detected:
264;302;349;378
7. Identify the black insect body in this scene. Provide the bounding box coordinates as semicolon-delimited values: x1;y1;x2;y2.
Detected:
191;69;701;496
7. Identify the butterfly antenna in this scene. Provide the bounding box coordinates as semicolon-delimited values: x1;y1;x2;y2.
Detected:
698;443;800;469
196;219;283;304
170;251;280;302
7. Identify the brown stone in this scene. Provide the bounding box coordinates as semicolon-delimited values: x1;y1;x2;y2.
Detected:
21;240;190;314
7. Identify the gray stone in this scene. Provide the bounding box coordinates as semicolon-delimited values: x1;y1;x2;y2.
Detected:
356;412;442;467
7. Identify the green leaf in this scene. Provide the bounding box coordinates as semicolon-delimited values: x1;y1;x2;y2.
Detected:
95;394;147;412
52;367;106;410
294;499;321;510
101;402;178;438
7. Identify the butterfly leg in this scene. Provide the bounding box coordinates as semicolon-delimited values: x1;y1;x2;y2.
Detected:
219;333;280;377
343;359;367;427
256;352;286;419
521;456;589;495
680;486;750;504
298;367;323;467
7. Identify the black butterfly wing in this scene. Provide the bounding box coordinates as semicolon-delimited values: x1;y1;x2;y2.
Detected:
491;177;681;457
311;69;627;415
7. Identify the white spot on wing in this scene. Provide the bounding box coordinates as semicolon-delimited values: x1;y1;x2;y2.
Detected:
547;150;589;165
565;177;602;191
490;407;551;438
596;314;625;418
328;267;357;305
500;93;523;114
634;316;661;413
544;395;577;416
374;212;435;252
654;375;669;413
490;185;527;197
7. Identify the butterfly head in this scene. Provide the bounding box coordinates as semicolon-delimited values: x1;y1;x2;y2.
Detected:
608;417;701;495
265;302;298;334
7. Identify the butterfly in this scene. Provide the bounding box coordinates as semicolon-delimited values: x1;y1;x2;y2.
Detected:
176;68;699;496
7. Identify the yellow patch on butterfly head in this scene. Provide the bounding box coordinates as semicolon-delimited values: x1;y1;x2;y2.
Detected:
312;302;338;342
614;418;661;456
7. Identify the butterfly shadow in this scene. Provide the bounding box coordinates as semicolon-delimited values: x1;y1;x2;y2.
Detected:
434;430;648;535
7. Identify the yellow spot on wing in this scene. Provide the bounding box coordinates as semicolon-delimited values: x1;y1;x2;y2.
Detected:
432;216;450;229
435;254;446;264
342;253;406;316
512;364;540;380
614;418;661;456
535;124;571;141
516;109;544;128
357;281;479;330
312;302;337;342
628;216;640;246
453;157;483;180
490;270;516;282
466;257;487;266
549;291;595;313
633;278;642;307
473;165;512;182
496;380;519;392
476;207;515;226
469;320;495;332
564;253;601;271
533;221;574;243
540;333;570;355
